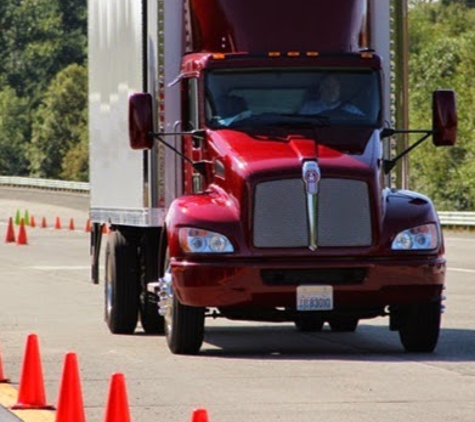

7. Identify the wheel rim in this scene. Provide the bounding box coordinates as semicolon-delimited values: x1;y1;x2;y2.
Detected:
105;247;113;320
164;283;173;338
163;250;174;338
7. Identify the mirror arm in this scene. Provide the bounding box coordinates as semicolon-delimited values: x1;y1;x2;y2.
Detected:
382;130;433;175
149;130;208;177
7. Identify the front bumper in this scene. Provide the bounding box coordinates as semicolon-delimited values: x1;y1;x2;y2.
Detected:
171;256;446;309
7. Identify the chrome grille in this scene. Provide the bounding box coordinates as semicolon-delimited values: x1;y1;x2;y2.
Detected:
253;178;372;248
254;179;308;248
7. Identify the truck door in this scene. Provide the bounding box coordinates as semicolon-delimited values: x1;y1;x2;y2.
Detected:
181;77;203;194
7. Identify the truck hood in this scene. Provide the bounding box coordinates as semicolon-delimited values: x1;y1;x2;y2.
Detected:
208;127;381;180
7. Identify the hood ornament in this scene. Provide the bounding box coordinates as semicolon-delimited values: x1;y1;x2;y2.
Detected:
302;161;320;250
302;161;321;195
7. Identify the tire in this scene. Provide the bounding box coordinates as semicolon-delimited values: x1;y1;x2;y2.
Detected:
398;301;441;353
328;317;359;332
140;291;165;334
294;314;325;332
138;229;165;334
163;248;205;355
104;230;139;334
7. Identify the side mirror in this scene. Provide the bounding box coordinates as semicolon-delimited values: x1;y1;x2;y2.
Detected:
128;93;154;149
432;89;457;146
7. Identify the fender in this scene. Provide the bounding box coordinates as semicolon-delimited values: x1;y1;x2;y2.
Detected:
381;188;443;254
165;184;243;258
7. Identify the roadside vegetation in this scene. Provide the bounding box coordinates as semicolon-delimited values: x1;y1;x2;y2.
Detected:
409;0;475;210
0;0;473;211
0;0;87;181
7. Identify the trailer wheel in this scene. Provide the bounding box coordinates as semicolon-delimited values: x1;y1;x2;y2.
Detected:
163;248;205;355
398;301;441;353
140;292;165;334
139;229;165;334
105;230;139;334
328;317;359;332
294;314;324;332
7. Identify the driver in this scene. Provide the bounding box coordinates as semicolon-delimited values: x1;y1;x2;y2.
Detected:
299;75;364;116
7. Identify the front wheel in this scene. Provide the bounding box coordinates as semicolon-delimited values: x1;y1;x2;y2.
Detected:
397;301;441;353
165;294;205;355
328;317;359;332
294;314;325;332
163;247;205;355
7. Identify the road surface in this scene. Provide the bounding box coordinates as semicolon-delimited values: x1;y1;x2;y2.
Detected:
1;187;475;422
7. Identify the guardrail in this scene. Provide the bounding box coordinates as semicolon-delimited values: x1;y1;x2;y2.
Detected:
437;212;475;227
0;176;89;193
1;176;474;227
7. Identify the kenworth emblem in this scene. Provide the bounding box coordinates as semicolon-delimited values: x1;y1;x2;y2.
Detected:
302;161;321;195
302;161;320;250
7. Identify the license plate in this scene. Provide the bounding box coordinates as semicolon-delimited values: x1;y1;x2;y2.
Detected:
297;285;333;311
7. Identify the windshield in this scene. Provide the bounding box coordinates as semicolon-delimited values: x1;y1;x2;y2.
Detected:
205;68;381;129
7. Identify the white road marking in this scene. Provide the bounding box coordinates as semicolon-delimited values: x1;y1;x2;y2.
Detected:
448;267;475;274
30;266;89;270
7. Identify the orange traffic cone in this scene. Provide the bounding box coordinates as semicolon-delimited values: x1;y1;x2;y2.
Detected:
16;219;28;245
30;215;36;228
85;219;91;233
55;352;86;422
11;333;55;410
5;217;15;243
191;408;210;422
55;217;62;230
0;341;10;383
41;217;47;228
68;218;75;231
103;373;131;422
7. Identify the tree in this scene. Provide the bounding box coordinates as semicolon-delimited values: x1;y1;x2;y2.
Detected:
441;0;475;8
28;64;88;181
0;87;29;176
408;1;475;210
0;0;87;180
1;0;64;101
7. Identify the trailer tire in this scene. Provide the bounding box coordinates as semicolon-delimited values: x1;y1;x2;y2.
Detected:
398;301;441;353
294;314;324;332
328;317;359;332
105;230;139;334
140;292;165;334
139;229;165;334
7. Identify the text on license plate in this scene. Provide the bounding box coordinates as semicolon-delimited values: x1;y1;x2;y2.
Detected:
297;285;333;311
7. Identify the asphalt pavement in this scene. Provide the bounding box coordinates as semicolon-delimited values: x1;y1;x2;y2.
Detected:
0;405;22;422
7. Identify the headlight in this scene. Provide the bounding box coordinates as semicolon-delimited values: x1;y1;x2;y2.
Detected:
391;223;439;250
179;228;234;253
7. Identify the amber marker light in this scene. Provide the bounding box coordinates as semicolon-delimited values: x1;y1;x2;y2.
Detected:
287;51;300;57
360;52;373;59
306;51;319;57
268;52;281;57
212;53;226;60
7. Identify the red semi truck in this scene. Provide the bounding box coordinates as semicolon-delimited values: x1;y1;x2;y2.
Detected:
88;0;457;355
